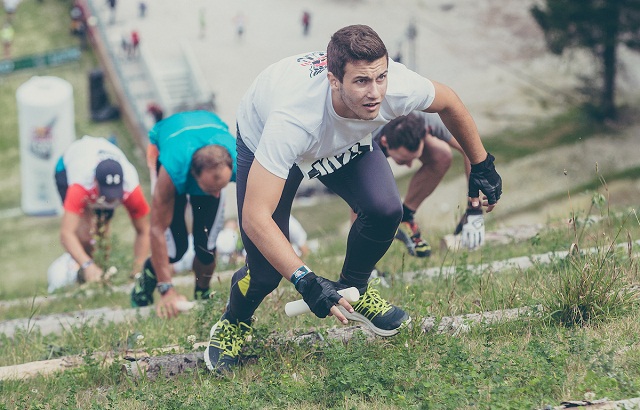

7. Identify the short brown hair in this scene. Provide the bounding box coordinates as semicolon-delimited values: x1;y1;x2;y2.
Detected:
190;145;232;177
381;113;426;152
327;24;388;82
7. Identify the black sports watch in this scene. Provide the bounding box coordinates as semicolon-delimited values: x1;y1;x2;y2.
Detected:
156;282;174;296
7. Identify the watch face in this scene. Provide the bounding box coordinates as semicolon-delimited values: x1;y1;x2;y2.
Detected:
157;283;173;295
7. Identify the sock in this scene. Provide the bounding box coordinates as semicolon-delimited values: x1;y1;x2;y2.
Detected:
401;204;415;223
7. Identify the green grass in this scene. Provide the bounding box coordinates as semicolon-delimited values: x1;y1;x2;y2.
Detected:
3;2;640;409
483;107;618;165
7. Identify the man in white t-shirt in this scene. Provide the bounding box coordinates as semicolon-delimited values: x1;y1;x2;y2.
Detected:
205;24;502;373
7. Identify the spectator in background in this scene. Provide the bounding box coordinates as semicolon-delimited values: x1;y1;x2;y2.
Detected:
138;1;146;18
3;0;18;22
301;11;310;36
120;32;131;58
54;135;150;283
69;4;87;49
1;21;14;59
199;7;206;39
130;30;140;58
107;0;116;24
233;12;245;40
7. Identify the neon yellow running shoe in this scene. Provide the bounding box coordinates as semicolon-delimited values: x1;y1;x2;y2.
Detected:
204;315;252;373
339;278;411;337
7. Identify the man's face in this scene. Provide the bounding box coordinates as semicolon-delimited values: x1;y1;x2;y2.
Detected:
195;166;232;197
329;57;388;120
384;138;424;167
95;195;120;206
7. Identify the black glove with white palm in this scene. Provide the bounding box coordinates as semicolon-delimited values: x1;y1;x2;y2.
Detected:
454;206;485;250
454;152;501;250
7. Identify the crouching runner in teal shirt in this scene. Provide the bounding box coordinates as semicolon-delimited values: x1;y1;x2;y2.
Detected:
131;110;237;319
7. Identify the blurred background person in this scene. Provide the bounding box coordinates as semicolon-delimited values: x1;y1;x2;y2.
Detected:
53;135;150;289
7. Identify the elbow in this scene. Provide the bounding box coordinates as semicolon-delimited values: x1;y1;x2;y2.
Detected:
242;217;259;242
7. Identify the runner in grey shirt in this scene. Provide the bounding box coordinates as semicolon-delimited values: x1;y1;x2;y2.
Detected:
374;111;484;253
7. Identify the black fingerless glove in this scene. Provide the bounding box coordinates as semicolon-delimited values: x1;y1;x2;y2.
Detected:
292;269;342;319
468;152;502;205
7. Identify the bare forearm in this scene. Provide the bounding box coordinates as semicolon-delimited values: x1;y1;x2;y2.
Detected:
133;232;149;272
150;227;172;282
438;109;485;164
243;215;303;280
61;231;92;266
428;82;487;164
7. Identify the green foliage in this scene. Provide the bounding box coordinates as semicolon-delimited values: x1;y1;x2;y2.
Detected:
531;0;640;120
540;193;640;327
542;241;639;327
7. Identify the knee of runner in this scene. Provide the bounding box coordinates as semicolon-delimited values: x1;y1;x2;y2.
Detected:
357;199;402;234
437;147;454;171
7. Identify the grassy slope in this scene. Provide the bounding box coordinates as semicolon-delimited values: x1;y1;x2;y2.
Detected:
0;0;147;297
2;3;640;408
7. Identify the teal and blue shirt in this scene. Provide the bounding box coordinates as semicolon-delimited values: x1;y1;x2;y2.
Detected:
149;110;237;196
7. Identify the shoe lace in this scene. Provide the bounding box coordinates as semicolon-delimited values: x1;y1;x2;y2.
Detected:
353;278;392;318
210;320;252;359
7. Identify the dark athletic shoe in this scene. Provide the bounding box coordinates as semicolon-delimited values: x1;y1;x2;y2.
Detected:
204;315;252;373
194;288;212;300
130;268;157;307
395;221;432;257
339;278;411;337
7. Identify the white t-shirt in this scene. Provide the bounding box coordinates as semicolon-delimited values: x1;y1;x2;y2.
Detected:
236;52;435;179
62;135;140;193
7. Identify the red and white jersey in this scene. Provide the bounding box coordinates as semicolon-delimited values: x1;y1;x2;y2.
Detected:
61;136;149;219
